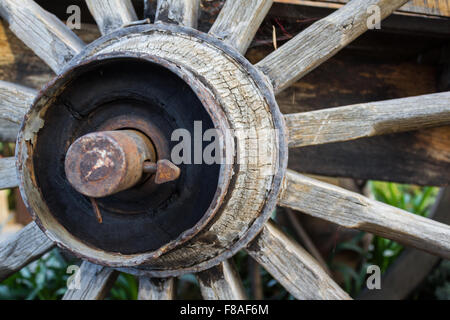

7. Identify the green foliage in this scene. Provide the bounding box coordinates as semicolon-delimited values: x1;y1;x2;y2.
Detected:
368;182;438;273
328;182;440;297
0;249;70;300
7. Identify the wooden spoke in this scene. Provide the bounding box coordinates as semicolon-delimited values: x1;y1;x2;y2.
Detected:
63;261;118;300
279;170;450;259
155;0;200;28
285;92;450;148
0;80;36;124
246;220;350;300
138;277;175;300
0;157;18;190
209;0;273;54
86;0;138;36
256;0;409;94
0;81;35;142
196;260;247;300
0;120;19;142
288;126;450;186
0;0;85;74
0;222;55;282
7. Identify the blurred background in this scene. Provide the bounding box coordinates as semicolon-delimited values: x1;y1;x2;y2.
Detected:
1;0;449;300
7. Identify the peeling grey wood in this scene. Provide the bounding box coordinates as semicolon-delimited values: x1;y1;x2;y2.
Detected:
0;80;36;124
209;0;273;54
0;222;55;282
0;0;85;74
285;91;450;147
155;0;200;28
0;157;18;189
279;170;450;259
358;187;450;300
86;0;138;36
246;220;350;300
256;0;409;94
63;261;118;300
196;260;247;300
138;277;175;300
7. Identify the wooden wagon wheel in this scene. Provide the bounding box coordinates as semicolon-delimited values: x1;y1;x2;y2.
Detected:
0;0;449;300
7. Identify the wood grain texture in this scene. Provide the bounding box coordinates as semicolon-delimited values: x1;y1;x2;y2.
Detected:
279;170;450;259
63;261;118;300
256;0;409;94
196;260;247;300
138;277;175;300
0;80;36;124
86;0;138;36
0;0;85;74
285;92;450;147
209;0;273;54
0;81;35;141
246;220;350;300
0;222;54;281
359;187;450;300
155;0;200;28
0;157;17;189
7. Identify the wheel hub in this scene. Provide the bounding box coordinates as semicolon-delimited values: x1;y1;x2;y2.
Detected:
16;24;287;277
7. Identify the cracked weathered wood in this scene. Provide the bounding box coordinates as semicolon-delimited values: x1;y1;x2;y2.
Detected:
285;91;450;147
63;261;118;300
155;0;200;28
0;222;54;282
279;170;450;259
246;220;350;300
256;0;409;93
0;157;18;189
196;260;247;300
0;80;36;124
138;277;175;300
209;0;273;54
0;0;85;73
86;0;138;36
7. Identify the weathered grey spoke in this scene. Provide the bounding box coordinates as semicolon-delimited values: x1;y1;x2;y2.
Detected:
0;157;18;189
285;92;450;147
155;0;200;28
256;0;409;94
86;0;138;36
0;222;54;282
138;277;175;300
0;80;36;124
63;261;118;300
0;0;85;74
196;260;247;300
279;170;450;259
246;220;350;300
209;0;273;54
0;120;20;142
0;81;35;142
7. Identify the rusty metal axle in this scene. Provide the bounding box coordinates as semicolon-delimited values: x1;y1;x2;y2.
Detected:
65;130;180;199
